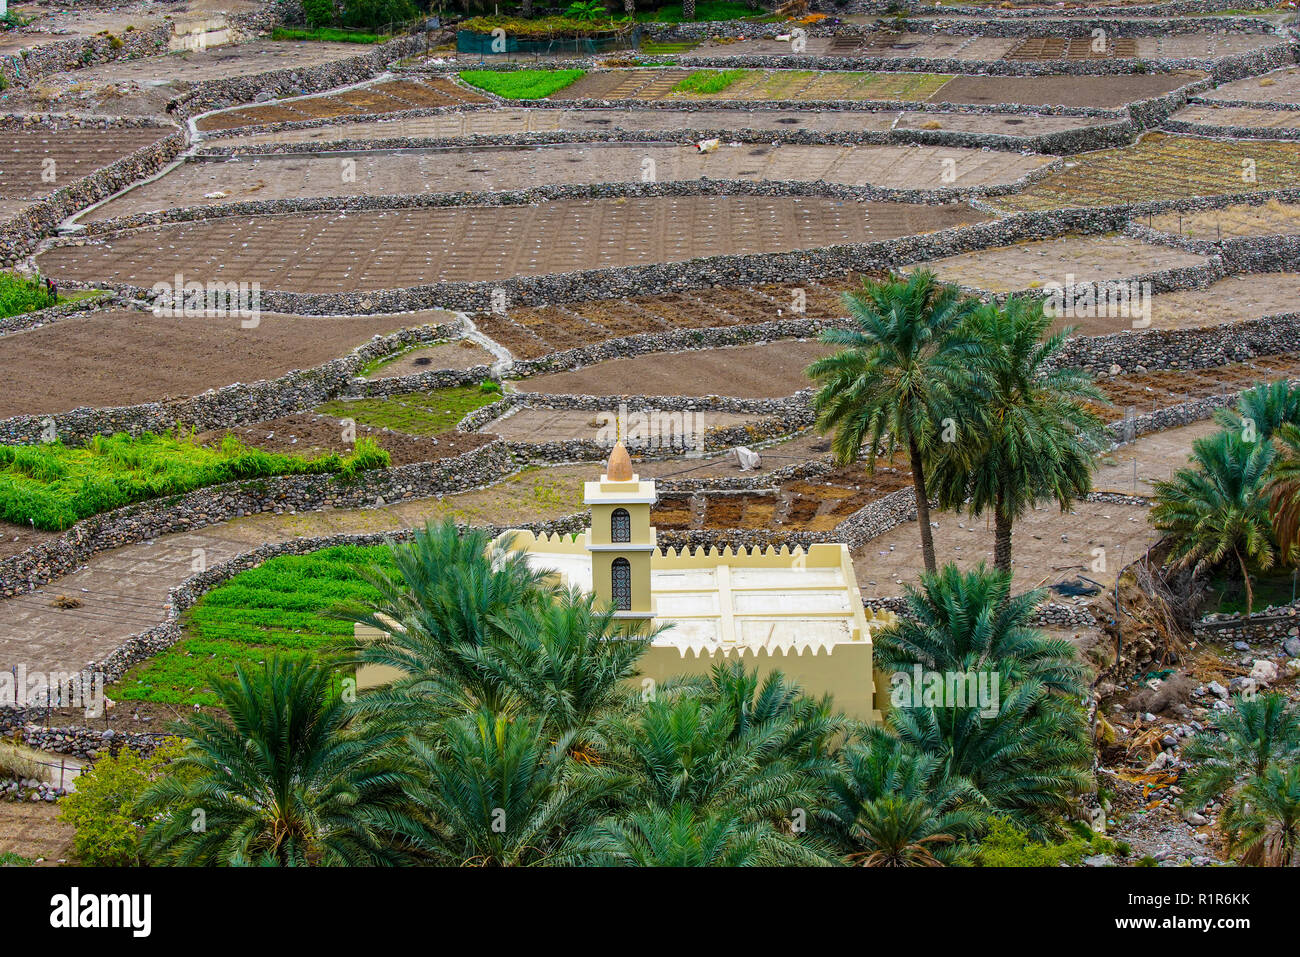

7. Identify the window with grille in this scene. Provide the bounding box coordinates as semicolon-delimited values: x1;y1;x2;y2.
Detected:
611;558;632;611
611;508;631;543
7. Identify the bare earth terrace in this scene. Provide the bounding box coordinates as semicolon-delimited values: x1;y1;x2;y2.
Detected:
84;143;1052;222
37;197;992;291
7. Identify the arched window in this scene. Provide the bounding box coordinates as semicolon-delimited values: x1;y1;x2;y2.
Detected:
611;508;631;543
611;558;632;611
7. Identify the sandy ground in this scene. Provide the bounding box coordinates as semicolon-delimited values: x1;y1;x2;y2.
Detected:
0;127;173;218
911;234;1209;292
0;308;457;418
86;143;1051;221
852;499;1155;596
0;801;76;866
1171;103;1300;132
38;197;991;291
511;340;832;399
208;106;1107;147
933;71;1205;108
366;339;494;378
1094;420;1219;496
1202;66;1300;106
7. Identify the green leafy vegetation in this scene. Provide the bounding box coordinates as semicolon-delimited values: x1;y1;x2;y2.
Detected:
672;68;747;95
0;431;390;531
459;14;631;37
112;545;395;705
973;817;1117;867
637;39;700;54
0;272;56;319
0;852;33;866
315;385;502;435
636;2;772;22
271;26;385;43
457;69;586;99
58;740;189;866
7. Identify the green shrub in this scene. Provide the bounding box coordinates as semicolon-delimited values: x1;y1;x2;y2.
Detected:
339;0;416;30
303;0;336;28
58;740;188;866
973;817;1114;867
458;69;586;100
0;272;56;320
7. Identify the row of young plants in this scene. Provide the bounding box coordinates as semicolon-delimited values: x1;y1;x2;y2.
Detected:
0;430;389;531
58;518;1300;866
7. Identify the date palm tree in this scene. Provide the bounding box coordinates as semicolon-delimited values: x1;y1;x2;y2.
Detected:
806;271;983;573
340;519;555;716
1181;692;1300;810
874;562;1087;696
574;803;770;866
409;707;617;866
1225;764;1300;867
475;586;663;758
887;680;1093;840
929;297;1106;573
137;659;422;866
1213;379;1300;444
1152;429;1277;616
819;733;982;865
1265;421;1300;560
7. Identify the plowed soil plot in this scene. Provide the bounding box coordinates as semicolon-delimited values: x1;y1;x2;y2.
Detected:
0;308;456;418
195;77;488;131
1094;353;1300;419
514;340;834;399
473;277;868;359
366;339;494;378
0;127;172;218
38;197;991;291
933;72;1203;108
88;143;1051;219
1201;67;1300;106
196;414;496;466
211;107;1107;147
910;234;1208;293
653;461;911;532
996;134;1300;211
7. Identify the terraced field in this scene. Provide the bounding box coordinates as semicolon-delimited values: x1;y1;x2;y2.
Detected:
1146;199;1300;240
995;133;1300;211
38;197;991;291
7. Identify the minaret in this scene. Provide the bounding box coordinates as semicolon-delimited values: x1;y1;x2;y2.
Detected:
584;441;656;629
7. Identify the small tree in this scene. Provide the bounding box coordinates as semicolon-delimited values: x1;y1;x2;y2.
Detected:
302;0;336;28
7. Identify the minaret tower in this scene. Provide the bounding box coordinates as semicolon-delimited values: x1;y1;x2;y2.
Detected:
585;441;656;630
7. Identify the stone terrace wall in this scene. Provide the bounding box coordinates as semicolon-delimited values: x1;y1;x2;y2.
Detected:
0;118;185;266
169;34;427;118
1;22;172;88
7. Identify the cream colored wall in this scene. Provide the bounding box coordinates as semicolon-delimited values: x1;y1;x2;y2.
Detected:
636;643;881;724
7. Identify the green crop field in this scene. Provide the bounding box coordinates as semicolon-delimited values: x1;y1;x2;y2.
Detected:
315;385;502;436
458;69;586;99
0;431;388;530
111;546;395;705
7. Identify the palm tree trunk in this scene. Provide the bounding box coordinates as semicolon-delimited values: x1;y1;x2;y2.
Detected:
1236;547;1254;618
909;437;937;574
994;492;1013;573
